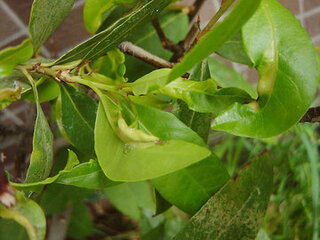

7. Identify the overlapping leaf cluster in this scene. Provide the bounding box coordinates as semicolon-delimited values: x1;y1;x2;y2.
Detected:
0;0;318;239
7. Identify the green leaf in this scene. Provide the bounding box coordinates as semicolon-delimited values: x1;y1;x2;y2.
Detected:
130;68;172;95
91;48;126;82
169;0;262;81
152;154;230;215
157;78;251;115
0;191;46;240
95;95;210;181
39;184;92;215
212;0;318;138
172;61;213;142
129;94;170;110
55;159;119;189
125;9;189;80
0;219;28;240
208;57;257;99
67;202;93;238
55;0;172;65
151;61;229;215
24;75;53;184
154;189;172;215
0;39;33;78
56;84;97;155
22;78;60;103
83;0;114;34
11;151;118;190
12;150;78;191
103;181;155;220
173;154;273;240
215;32;252;65
29;0;75;52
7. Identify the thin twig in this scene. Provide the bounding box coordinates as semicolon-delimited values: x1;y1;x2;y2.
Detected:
47;206;73;240
152;18;184;56
188;0;206;22
300;107;320;123
182;17;201;51
195;0;236;41
118;41;174;68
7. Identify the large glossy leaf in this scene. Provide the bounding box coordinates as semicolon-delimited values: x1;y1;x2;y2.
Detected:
103;181;155;220
212;0;318;138
0;191;46;240
208;57;257;99
56;84;97;155
215;32;252;65
29;0;75;52
11;151;118;190
152;154;229;215
24;75;53;184
152;61;230;214
55;0;172;65
173;154;273;239
95;95;210;181
125;9;188;80
0;39;33;78
169;0;262;81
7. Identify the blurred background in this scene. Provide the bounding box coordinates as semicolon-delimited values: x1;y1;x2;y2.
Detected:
0;0;320;239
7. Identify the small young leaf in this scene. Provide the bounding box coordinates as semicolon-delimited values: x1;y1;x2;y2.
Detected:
29;0;75;52
95;96;210;181
0;191;46;240
56;0;172;65
173;154;273;240
56;84;97;156
0;39;33;78
169;0;262;81
212;0;318;138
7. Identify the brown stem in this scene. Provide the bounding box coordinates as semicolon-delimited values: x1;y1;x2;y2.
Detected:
152;18;184;56
183;17;201;51
118;41;174;68
188;0;206;21
300;107;320;123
